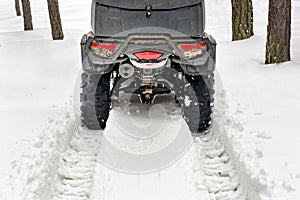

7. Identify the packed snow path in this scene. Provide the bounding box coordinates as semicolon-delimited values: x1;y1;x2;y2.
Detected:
52;127;247;200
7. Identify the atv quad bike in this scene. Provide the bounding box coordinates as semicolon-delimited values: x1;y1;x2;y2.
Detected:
80;0;216;136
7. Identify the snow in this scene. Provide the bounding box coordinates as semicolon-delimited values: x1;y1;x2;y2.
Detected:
0;0;300;199
215;0;300;199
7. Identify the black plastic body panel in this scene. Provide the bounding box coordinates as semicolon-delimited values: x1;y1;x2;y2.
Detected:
91;0;205;37
96;0;203;10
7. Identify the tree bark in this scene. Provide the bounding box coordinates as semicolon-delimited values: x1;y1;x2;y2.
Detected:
265;0;291;64
21;0;33;30
47;0;64;40
15;0;21;16
231;0;254;41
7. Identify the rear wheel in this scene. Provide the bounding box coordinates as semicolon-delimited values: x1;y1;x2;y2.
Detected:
182;73;214;134
80;72;111;130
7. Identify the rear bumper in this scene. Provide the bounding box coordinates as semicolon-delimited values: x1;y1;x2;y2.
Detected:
81;32;216;75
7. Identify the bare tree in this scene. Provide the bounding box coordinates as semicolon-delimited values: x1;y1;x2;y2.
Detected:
47;0;64;40
265;0;291;64
21;0;33;30
15;0;21;16
231;0;254;41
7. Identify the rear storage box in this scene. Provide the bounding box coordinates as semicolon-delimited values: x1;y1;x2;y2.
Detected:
91;0;205;37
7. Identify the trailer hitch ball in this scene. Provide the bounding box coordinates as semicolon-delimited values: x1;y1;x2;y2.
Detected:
119;63;134;78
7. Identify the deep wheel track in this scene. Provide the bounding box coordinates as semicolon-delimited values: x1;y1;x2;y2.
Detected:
52;131;247;200
194;137;247;200
53;130;102;200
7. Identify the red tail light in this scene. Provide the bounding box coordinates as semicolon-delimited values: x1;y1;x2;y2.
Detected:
91;41;118;51
180;42;206;51
178;41;207;59
134;51;163;60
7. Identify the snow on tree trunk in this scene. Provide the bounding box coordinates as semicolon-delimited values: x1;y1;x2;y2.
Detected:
15;0;21;16
265;0;291;64
47;0;64;40
21;0;33;30
231;0;254;41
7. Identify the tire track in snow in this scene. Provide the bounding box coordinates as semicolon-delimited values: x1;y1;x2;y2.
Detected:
52;132;247;200
52;130;107;200
194;137;247;200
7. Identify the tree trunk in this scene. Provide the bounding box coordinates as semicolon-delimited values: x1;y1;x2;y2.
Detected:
21;0;33;30
231;0;254;41
47;0;64;40
265;0;291;64
15;0;21;16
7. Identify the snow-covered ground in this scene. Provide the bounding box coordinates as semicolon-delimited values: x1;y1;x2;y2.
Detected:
0;0;300;199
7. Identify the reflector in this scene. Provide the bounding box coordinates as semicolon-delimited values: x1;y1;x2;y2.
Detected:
180;42;206;51
134;51;163;60
91;42;118;51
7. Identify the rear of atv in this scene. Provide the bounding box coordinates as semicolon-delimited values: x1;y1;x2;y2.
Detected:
80;0;216;135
